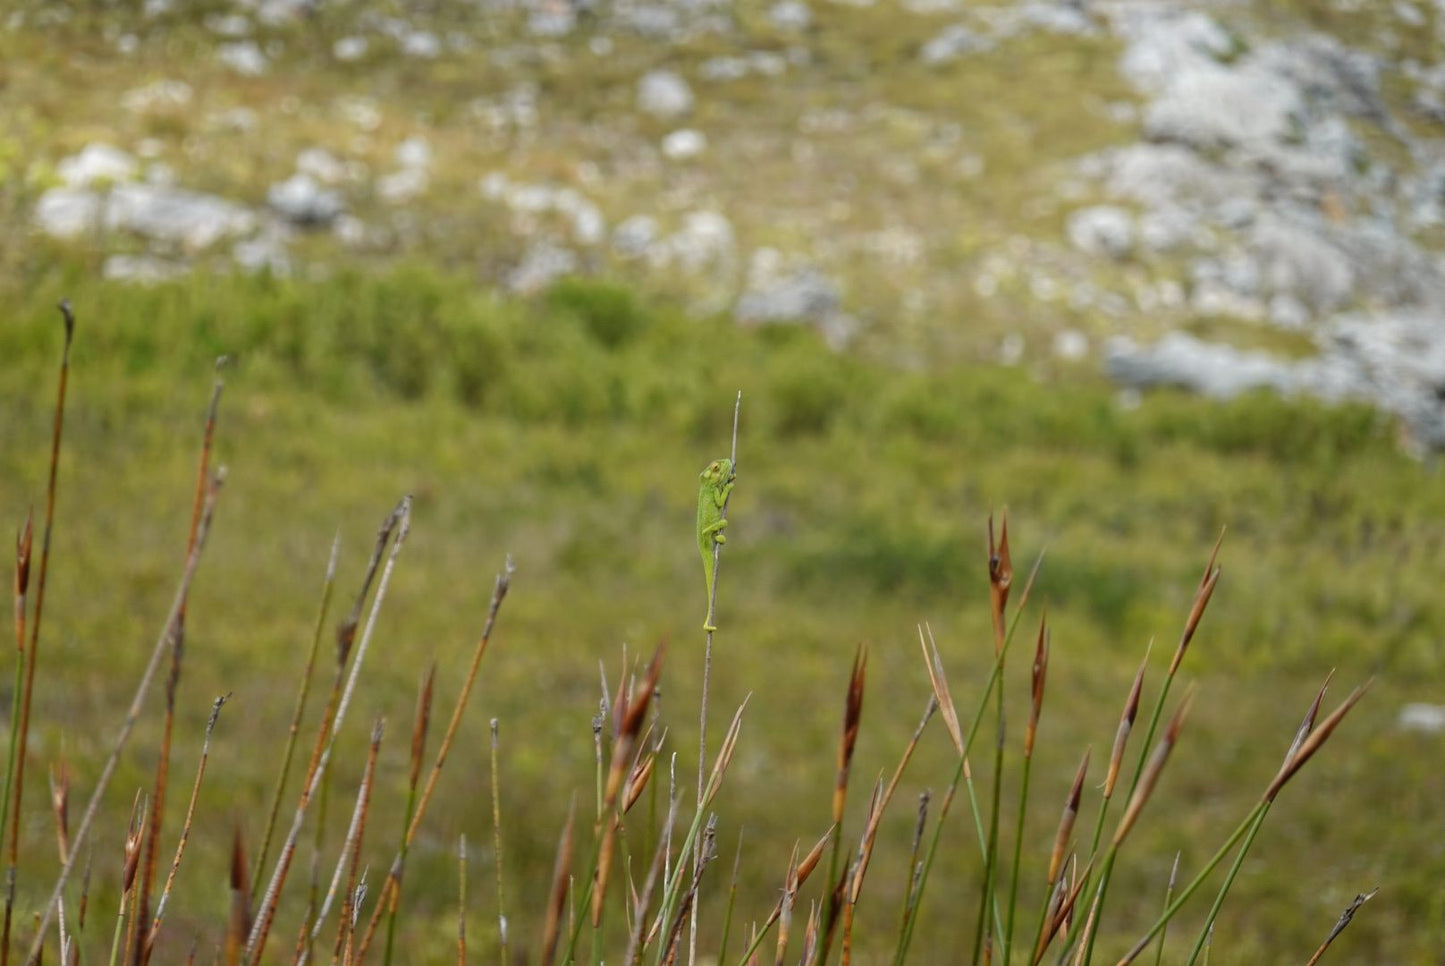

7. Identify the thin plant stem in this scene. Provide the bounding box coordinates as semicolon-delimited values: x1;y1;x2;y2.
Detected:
246;497;412;963
353;557;514;963
692;391;741;966
380;666;436;966
26;472;222;966
145;694;230;958
253;533;340;899
488;720;507;966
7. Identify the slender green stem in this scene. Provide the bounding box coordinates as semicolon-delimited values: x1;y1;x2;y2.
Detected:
1151;853;1180;966
1183;805;1271;966
1004;751;1034;965
1115;800;1268;965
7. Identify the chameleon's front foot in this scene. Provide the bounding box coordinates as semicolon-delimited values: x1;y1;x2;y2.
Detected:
703;620;718;632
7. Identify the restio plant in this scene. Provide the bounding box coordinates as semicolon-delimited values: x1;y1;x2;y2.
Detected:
3;298;1374;966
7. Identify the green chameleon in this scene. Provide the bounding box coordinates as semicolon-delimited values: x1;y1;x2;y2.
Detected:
697;457;736;631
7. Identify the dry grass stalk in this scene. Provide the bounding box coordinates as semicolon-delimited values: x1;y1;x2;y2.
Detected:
328;720;384;966
593;643;666;928
253;535;340;902
246;497;412;964
772;842;801;966
987;513;1013;653
539;799;575;966
4;304;74;966
1106;644;1151;799
1114;687;1195;849
26;469;223;966
487;719;507;966
225;827;249;966
1170;532;1223;677
145;694;230;959
456;836;467;966
1303;887;1378;966
1264;681;1371;803
353;557;514;962
623;796;679;966
47;765;67;868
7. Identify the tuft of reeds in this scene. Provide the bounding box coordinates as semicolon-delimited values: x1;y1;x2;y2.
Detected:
0;309;1378;966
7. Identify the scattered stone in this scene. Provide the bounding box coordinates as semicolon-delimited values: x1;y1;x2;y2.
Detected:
636;70;694;120
206;13;252;37
660;210;734;272
106;183;257;249
661;128;707;161
233;228;291;274
401;31;440;58
102;254;187;284
612;215;658;258
217;40;267;75
395;136;432;170
1398;703;1445;733
57;144;137;188
1066;206;1134;259
507;241;578;294
768;0;812;31
296;147;348;185
1053;329;1089;361
267;173;344;226
33;189;104;239
333;36;368;61
121;79;192;113
920;24;992;65
377;168;428;204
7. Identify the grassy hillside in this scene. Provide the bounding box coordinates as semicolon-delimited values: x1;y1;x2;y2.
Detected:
0;263;1441;962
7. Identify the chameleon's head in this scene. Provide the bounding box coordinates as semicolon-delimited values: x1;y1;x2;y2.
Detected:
701;458;734;485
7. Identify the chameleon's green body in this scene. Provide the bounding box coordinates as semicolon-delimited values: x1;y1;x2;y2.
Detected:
697;457;736;631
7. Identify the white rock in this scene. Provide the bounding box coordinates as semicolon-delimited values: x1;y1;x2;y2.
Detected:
401;31;440;58
217;41;267;75
57;144;137;188
1067;206;1134;259
103;254;187;284
33;189;103;239
637;70;694;119
612;215;658;257
1053;329;1089;361
395;136;432;170
122;79;192;113
267;173;343;225
333;36;368;61
377;168;428;204
768;0;812;31
1398;703;1445;733
106;183;257;249
507;241;577;294
296;147;347;184
661;128;707;160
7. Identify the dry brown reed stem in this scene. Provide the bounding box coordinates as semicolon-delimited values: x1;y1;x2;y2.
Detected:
10;301;74;853
145;694;229;958
1035;856;1094;965
593;643;666;927
919;626;962;756
1106;644;1151;798
225;828;249;966
1303;887;1377;966
772;842;801;966
12;510;31;662
800;902;820;966
1264;680;1371;802
47;765;68;867
25;469;221;966
328;720;384;966
988;513;1013;652
245;497;412;965
1170;532;1223;677
353;558;513;962
624;796;680;966
253;536;340;900
1114;687;1195;849
815;644;866;962
1049;750;1090;888
456;836;467;966
540;799;575;966
133;367;224;966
